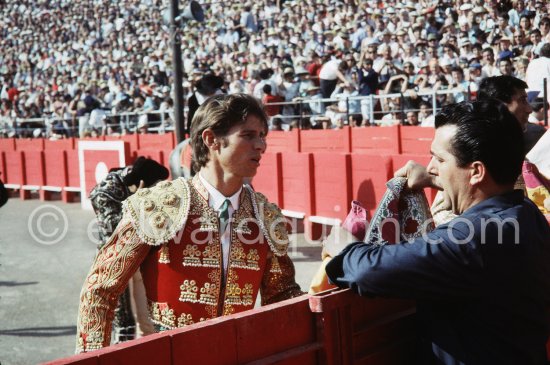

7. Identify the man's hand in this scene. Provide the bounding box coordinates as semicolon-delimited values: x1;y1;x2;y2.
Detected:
394;160;439;190
322;225;360;259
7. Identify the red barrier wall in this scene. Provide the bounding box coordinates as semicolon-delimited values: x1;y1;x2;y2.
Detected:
280;152;315;216
44;150;68;187
350;154;393;217
0;138;15;152
139;133;175;150
350;126;400;154
0;152;5;181
311;152;352;220
15;138;45;151
266;129;300;153
44;138;75;151
66;150;80;188
252;152;283;206
4;151;25;185
45;290;418;365
232;298;317;364
301;127;351;153
400;126;434;155
105;134;139;153
23;151;46;186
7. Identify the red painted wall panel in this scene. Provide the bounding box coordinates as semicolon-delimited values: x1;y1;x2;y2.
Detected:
0;152;5;182
300;127;351;153
44;150;68;187
4;151;25;185
400;126;434;155
105;134;139;153
44;138;75;151
0;138;15;152
138;133;175;151
171;317;238;365
97;333;171;365
280;152;315;215
15;138;44;151
350;154;393;217
252;152;282;206
233;298;317;364
266;129;300;153
311;152;352;220
66;150;80;188
23;151;46;185
351;126;400;155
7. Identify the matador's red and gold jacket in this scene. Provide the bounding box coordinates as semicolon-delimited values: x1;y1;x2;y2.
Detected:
76;176;303;353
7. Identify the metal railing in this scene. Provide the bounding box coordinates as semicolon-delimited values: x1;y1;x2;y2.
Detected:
0;109;179;138
263;87;474;128
1;84;548;138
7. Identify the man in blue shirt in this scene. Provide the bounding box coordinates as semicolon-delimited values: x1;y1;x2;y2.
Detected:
326;100;550;365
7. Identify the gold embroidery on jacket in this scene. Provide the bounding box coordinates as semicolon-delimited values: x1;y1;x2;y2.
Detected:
225;282;243;305
242;283;254;306
246;249;260;271
149;301;199;329
202;245;221;267
179;279;199;303
177;313;195;327
182;244;201;267
159;244;170;264
229;244;247;269
199;282;218;305
150;301;176;328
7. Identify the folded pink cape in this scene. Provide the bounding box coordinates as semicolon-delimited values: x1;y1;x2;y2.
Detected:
341;200;368;241
341;177;435;245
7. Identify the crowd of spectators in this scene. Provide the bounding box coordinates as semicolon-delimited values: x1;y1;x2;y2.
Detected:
1;0;550;137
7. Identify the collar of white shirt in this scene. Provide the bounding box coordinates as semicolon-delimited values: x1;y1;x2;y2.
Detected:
198;173;242;212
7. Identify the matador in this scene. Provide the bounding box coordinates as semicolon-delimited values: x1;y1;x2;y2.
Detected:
76;93;303;353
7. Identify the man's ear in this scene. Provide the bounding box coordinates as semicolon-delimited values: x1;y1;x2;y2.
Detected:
470;161;486;186
202;128;219;151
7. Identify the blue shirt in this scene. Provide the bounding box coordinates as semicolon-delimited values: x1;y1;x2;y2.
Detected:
327;190;550;365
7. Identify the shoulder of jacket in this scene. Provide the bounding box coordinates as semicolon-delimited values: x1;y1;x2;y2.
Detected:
248;187;289;256
123;178;190;246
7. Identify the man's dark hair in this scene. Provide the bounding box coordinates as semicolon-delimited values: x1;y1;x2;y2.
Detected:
435;100;524;185
477;75;527;103
190;93;268;173
263;84;272;95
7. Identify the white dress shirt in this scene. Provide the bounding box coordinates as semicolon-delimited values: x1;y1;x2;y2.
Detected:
199;174;242;275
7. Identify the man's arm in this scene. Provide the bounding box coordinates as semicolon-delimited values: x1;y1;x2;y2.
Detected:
254;192;304;304
326;225;484;301
76;217;150;353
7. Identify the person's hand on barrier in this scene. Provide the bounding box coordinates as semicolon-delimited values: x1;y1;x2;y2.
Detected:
322;225;360;259
394;160;438;190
